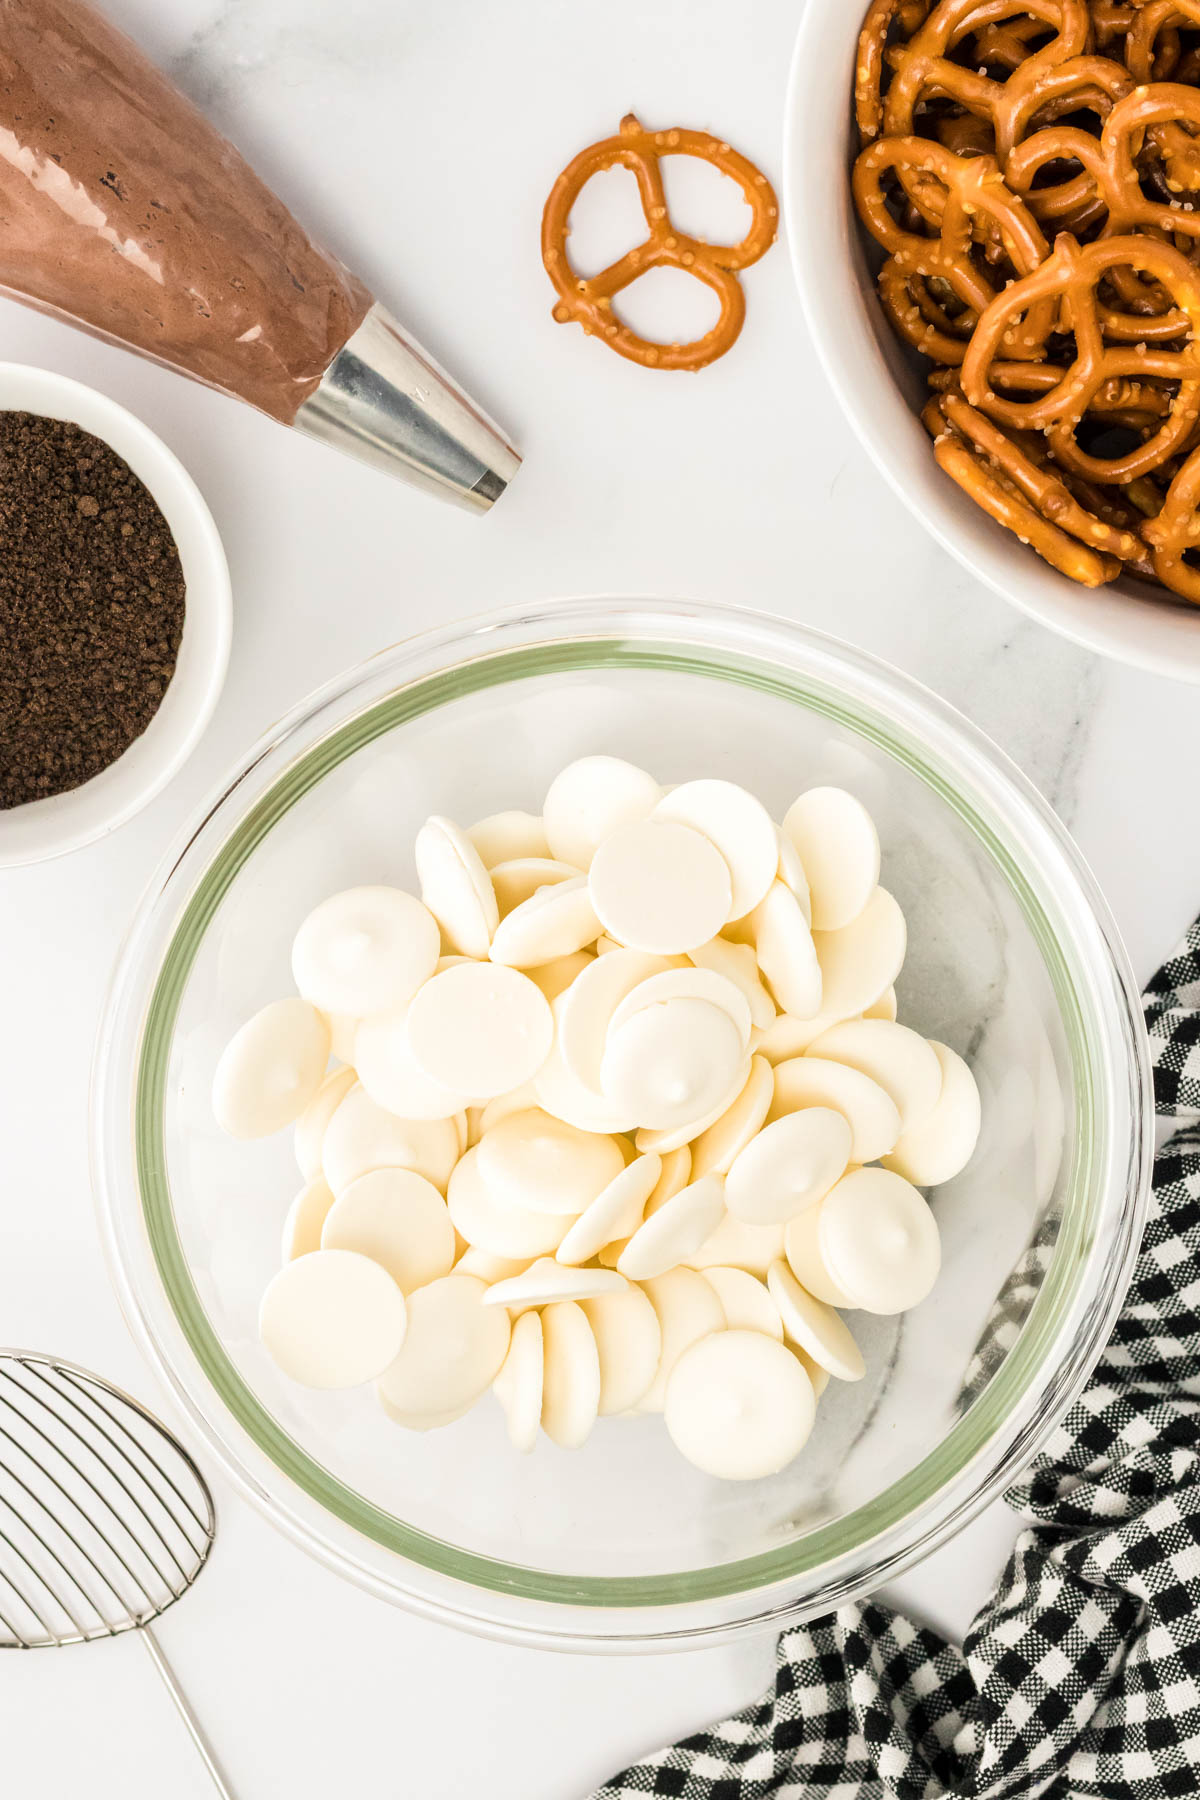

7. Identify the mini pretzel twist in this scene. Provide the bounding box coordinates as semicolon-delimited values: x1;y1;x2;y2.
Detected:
925;390;1123;583
961;231;1200;479
881;0;1109;163
1140;440;1200;595
1126;0;1200;82
1005;85;1200;341
852;137;1052;361
856;0;935;140
929;386;1145;559
541;114;777;371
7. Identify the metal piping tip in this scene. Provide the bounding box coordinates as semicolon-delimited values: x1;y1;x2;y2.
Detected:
293;303;520;511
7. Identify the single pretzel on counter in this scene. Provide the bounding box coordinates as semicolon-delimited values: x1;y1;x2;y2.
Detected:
541;113;777;371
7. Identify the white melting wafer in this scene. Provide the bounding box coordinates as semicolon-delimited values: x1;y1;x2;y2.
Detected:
215;760;979;1481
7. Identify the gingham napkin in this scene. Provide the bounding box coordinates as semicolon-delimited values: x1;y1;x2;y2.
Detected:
594;921;1200;1800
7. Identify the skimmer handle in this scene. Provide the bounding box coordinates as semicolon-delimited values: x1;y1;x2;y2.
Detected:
140;1625;237;1799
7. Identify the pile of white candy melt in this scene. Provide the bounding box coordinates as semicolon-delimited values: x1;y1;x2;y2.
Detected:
212;759;981;1481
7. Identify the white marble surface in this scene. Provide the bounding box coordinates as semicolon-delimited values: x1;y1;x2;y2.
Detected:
3;0;1200;1794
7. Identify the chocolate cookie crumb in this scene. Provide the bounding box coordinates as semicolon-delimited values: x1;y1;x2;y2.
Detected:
0;411;187;809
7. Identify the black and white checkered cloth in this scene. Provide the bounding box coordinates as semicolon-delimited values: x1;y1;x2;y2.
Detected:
595;924;1200;1800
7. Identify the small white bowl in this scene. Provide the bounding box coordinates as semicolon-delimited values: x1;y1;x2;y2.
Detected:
0;365;231;866
784;7;1200;683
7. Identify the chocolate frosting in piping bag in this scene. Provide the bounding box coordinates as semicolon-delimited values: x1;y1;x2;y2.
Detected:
0;0;519;509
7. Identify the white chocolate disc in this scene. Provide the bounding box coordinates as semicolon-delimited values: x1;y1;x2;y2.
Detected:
534;1028;639;1135
581;1284;662;1415
633;1054;752;1155
490;857;581;916
378;1394;477;1431
756;1008;859;1063
526;950;595;1004
489;876;601;967
609;967;752;1052
794;1346;830;1399
813;888;906;1021
213;999;330;1139
749;883;823;1020
769;1057;901;1165
725;1107;852;1225
602;999;744;1132
783;1203;855;1307
447;1147;574;1259
378;1273;510;1416
643;1145;693;1214
540;1301;601;1448
325;1013;361;1065
476;1108;625;1216
685;1209;784;1280
477;1082;540;1134
637;1267;726;1412
468;810;549;867
354;1011;472;1120
700;1266;784;1339
292;886;440;1017
617;1174;727;1280
321;1085;461;1195
414;815;499;958
775;829;812;921
406;963;553;1098
543;755;661;868
689;1055;773;1179
588;820;732;953
455;1246;530;1282
782;787;880;932
688;936;776;1030
281;1177;336;1262
320;1167;457;1293
555;1153;663;1265
294;1065;356;1180
882;1041;981;1187
816;1167;941;1314
557;947;674;1090
665;1330;816;1480
767;1259;864;1382
483;1258;627;1308
260;1250;407;1389
653;779;777;920
865;986;898;1022
493;1309;543;1453
807;1019;942;1135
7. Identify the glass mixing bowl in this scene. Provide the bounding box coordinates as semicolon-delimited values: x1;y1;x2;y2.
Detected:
93;599;1151;1649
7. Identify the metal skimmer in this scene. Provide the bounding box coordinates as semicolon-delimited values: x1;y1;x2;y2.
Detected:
0;1349;234;1797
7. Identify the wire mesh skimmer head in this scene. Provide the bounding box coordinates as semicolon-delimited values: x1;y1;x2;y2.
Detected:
0;1349;215;1649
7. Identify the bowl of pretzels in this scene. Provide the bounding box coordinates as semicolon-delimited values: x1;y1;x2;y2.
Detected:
786;0;1200;679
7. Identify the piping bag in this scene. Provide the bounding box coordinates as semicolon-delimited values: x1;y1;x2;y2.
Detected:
0;0;519;510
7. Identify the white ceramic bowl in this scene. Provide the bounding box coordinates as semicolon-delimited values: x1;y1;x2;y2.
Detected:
784;7;1200;683
0;365;231;866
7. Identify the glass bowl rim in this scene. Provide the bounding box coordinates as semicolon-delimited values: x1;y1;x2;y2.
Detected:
91;596;1152;1647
